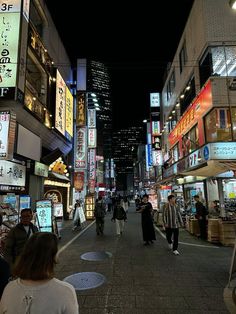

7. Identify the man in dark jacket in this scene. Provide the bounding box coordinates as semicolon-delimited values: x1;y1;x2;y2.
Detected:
94;196;106;235
194;195;208;240
4;208;38;271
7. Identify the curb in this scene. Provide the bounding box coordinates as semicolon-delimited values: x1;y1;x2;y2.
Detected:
224;279;236;314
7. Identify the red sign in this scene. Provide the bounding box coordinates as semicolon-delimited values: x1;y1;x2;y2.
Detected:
168;80;212;148
74;171;84;191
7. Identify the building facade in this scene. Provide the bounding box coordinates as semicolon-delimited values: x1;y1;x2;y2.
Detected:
160;0;236;216
0;0;73;219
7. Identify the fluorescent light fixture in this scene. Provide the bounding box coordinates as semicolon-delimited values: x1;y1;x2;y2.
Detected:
143;119;148;123
93;98;98;102
91;93;96;97
229;0;236;9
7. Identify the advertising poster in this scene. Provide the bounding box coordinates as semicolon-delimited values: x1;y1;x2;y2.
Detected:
0;111;10;158
53;203;63;218
78;207;86;223
19;195;31;210
55;70;66;136
36;200;53;232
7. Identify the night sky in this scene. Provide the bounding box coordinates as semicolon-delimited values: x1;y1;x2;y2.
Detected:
45;0;194;129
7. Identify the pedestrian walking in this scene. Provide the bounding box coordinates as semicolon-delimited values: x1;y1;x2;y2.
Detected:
163;194;183;255
0;232;79;314
94;196;106;235
111;200;127;235
137;195;156;245
72;200;81;230
3;208;38;272
194;195;208;240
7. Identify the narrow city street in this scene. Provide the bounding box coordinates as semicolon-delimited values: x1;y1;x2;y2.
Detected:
55;203;233;313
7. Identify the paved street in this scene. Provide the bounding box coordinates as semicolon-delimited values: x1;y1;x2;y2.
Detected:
55;203;233;313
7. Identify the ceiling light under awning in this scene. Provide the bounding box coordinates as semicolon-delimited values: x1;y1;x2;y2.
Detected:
180;160;236;177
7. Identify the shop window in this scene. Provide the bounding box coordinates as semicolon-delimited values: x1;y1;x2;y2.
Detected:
172;144;179;163
205;108;232;142
199;49;213;88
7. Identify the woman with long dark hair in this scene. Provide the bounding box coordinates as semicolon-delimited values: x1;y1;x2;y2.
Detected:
0;232;79;314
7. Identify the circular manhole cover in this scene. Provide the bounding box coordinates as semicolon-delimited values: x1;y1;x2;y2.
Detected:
81;251;112;261
63;272;106;290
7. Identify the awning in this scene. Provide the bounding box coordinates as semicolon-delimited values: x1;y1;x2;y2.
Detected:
48;172;70;182
180;160;236;177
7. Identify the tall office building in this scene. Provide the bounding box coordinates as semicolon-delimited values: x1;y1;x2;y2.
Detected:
113;127;145;191
77;59;112;158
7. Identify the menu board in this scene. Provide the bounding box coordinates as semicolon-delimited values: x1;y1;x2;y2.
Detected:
35;200;52;232
53;203;63;218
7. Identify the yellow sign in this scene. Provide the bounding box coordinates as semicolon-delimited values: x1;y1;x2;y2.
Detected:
0;12;20;88
65;86;73;138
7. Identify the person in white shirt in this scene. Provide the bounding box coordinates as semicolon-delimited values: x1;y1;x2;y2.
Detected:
0;232;79;314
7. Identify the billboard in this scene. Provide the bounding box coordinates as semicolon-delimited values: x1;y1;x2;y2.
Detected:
150;93;160;107
55;70;66;136
65;86;73;139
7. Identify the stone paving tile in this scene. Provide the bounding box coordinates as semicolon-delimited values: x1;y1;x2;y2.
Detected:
107;295;136;308
136;296;189;309
184;296;228;311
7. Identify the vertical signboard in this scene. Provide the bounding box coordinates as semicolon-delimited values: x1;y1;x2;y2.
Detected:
150;93;160;107
65;86;73;139
75;127;87;169
0;111;16;160
87;109;96;128
76;93;86;126
55;70;66;136
0;0;21;98
88;128;97;148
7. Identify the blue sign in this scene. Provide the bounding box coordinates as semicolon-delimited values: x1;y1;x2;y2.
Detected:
203;145;209;161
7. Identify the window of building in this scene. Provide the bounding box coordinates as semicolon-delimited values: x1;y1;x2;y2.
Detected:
205;108;232;142
180;76;196;115
179;40;187;74
199;46;236;88
29;1;45;37
231;107;236;140
26;50;48;105
182;125;198;157
167;70;175;101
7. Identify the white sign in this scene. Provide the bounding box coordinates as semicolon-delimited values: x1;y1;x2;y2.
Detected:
53;203;63;217
0;11;20;88
34;161;49;177
87;109;96;128
0;160;26;186
150;93;160;107
55;70;66;136
152;150;163;166
88;128;97;148
0;111;10;158
208;142;236;160
75;127;87;169
0;0;22;13
36;200;52;232
78;207;86;223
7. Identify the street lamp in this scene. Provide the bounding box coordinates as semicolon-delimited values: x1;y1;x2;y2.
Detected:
229;0;236;9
